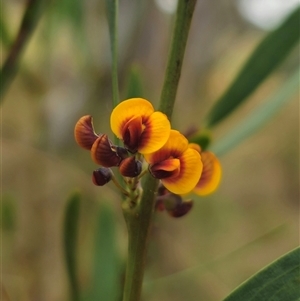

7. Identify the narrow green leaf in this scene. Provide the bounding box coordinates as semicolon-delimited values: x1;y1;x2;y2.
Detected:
63;191;81;301
211;70;299;157
88;204;122;301
223;247;300;301
206;7;300;127
124;64;144;99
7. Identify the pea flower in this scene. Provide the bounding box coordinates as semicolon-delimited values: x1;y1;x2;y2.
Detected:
189;143;222;195
144;130;203;195
110;98;171;154
75;98;172;190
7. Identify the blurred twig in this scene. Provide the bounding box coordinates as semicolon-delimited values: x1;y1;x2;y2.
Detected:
0;0;49;102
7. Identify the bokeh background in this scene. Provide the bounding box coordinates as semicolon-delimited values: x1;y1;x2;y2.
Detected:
1;0;299;300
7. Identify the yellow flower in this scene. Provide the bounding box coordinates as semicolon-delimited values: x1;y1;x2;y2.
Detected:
189;143;222;195
110;98;171;154
144;130;203;195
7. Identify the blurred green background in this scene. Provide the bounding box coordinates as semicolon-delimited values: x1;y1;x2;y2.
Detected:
1;1;299;300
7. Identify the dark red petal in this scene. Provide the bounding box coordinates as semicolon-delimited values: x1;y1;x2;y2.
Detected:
91;135;121;167
119;156;142;177
122;116;143;152
74;115;99;150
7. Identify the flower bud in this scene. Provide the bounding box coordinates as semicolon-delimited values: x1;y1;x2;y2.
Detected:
161;193;183;211
91;134;121;167
74;115;99;150
119;156;142;177
167;199;193;218
92;167;112;186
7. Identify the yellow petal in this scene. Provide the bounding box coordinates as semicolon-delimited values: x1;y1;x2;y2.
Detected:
138;111;171;154
193;151;221;196
144;130;188;163
110;98;154;138
162;148;203;195
188;143;201;153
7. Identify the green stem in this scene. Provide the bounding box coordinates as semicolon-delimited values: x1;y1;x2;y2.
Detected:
0;0;48;102
122;175;159;301
122;1;197;300
105;0;119;109
159;0;197;119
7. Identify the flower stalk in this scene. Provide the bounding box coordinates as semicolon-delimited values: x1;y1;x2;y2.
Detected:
121;1;198;300
159;0;198;120
122;175;159;301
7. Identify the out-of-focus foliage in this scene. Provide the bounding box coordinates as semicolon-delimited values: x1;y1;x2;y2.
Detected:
63;191;81;301
1;1;299;301
85;204;122;301
223;247;300;301
211;70;299;156
205;6;300;127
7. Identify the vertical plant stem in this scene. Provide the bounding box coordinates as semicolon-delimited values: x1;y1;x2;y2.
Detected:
122;1;197;301
122;175;159;301
105;0;120;109
0;0;48;102
159;0;197;119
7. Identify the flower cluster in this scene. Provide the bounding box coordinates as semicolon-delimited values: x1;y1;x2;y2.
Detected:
74;98;221;213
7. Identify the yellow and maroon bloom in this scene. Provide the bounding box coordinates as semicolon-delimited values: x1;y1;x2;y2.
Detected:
144;130;203;195
110;98;171;154
189;143;222;195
